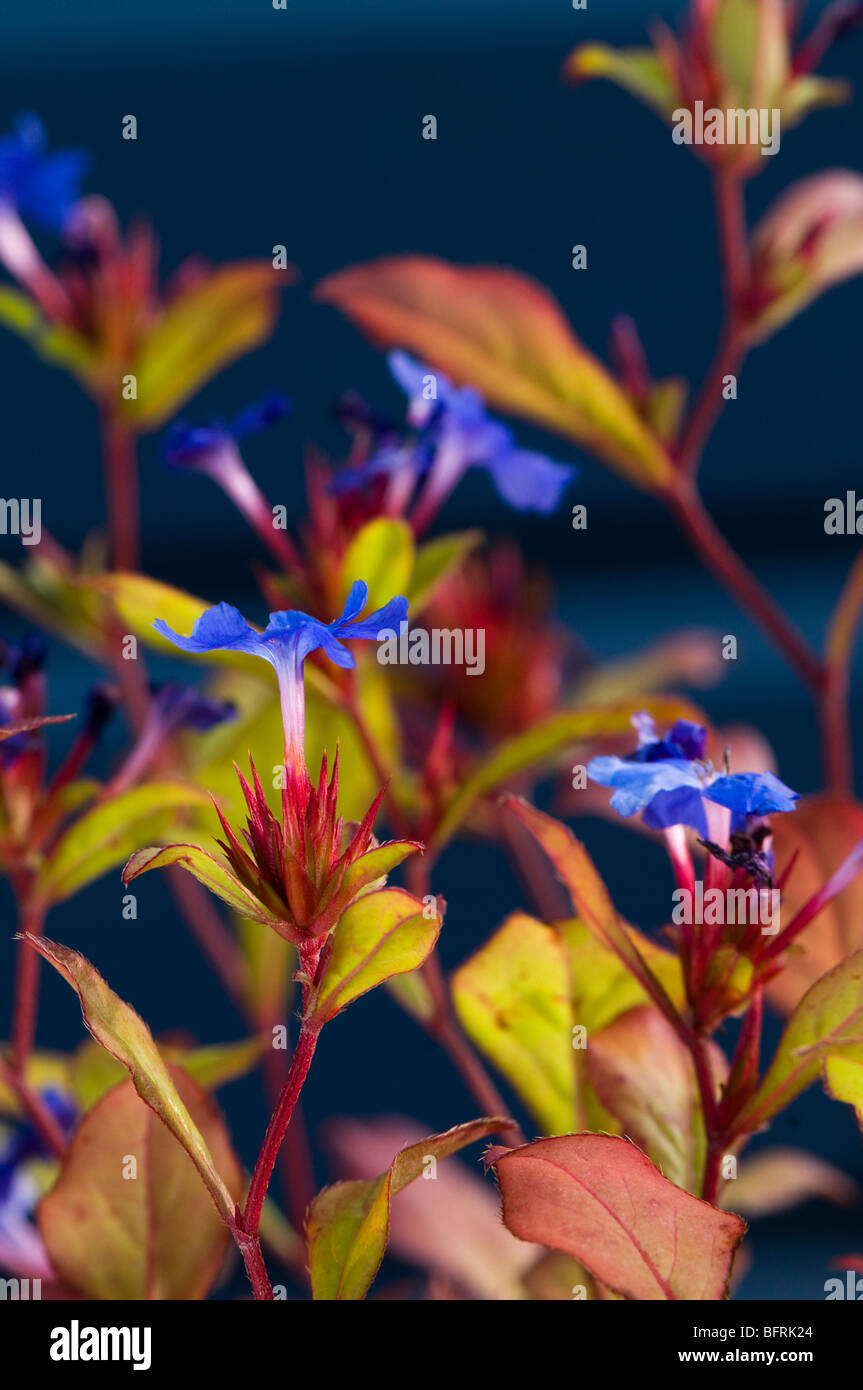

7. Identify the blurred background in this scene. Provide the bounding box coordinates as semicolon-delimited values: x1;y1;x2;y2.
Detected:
1;0;862;1298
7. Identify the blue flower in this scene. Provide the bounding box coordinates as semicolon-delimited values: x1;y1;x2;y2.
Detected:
154;583;407;766
389;351;574;515
0;115;87;232
704;771;799;825
586;753;708;831
163;394;290;471
587;711;799;836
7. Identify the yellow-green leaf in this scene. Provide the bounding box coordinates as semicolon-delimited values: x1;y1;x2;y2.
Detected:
452;912;575;1135
123;842;289;935
409;529;483;611
35;782;208;905
307;1118;505;1299
70;1035;262;1111
309;887;440;1023
564;44;678;117
737;949;863;1132
19;936;239;1224
340;518;413;612
505;798;682;1029
125;263;287;431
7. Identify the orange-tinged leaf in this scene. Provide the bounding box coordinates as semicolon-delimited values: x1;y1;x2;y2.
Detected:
19;936;238;1224
307;1118;506;1299
768;796;863;1013
491;1134;746;1300
316;256;673;491
39;1071;242;1300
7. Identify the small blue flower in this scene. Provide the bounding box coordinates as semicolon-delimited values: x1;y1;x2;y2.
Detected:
163;394;290;471
154;583;407;765
0;115;88;232
389;351;574;514
705;771;799;824
587;711;799;836
586;753;707;829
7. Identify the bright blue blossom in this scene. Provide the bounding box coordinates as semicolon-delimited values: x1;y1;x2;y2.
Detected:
586;753;708;830
339;352;574;516
0;115;88;232
163;394;290;471
391;351;574;513
587;712;799;836
703;771;799;827
154;583;407;765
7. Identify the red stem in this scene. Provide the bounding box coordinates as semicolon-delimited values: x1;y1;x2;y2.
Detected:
11;893;46;1074
242;1017;320;1255
100;409;140;572
669;483;824;693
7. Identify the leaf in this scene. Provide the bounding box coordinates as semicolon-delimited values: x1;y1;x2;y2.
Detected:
309;887;441;1024
123;842;289;934
94;573;269;674
0;285;96;378
38;1071;242;1299
70;1035;262;1111
34;782;208;905
737;949;863;1133
409;529;483;611
339;518;414;612
431;694;700;851
586;1005;706;1192
0;713;74;740
234;913;295;1024
323;1115;537;1299
556;918;685;1035
564;44;678;117
452;913;575;1135
126;263;288;430
316;257;673;491
748;172;863;344
19;936;239;1224
506;799;681;1028
307;1118;505;1299
767;796;863;1013
723;1147;858;1217
823;1054;863;1128
491;1133;746;1301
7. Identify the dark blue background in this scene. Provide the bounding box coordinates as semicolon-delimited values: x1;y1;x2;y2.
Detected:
1;0;862;1299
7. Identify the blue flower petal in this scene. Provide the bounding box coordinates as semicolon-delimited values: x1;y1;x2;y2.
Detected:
587;754;704;818
484;448;574;513
705;771;799;817
642;787;708;836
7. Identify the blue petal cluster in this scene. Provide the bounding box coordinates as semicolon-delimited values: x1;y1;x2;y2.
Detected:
0;115;87;231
